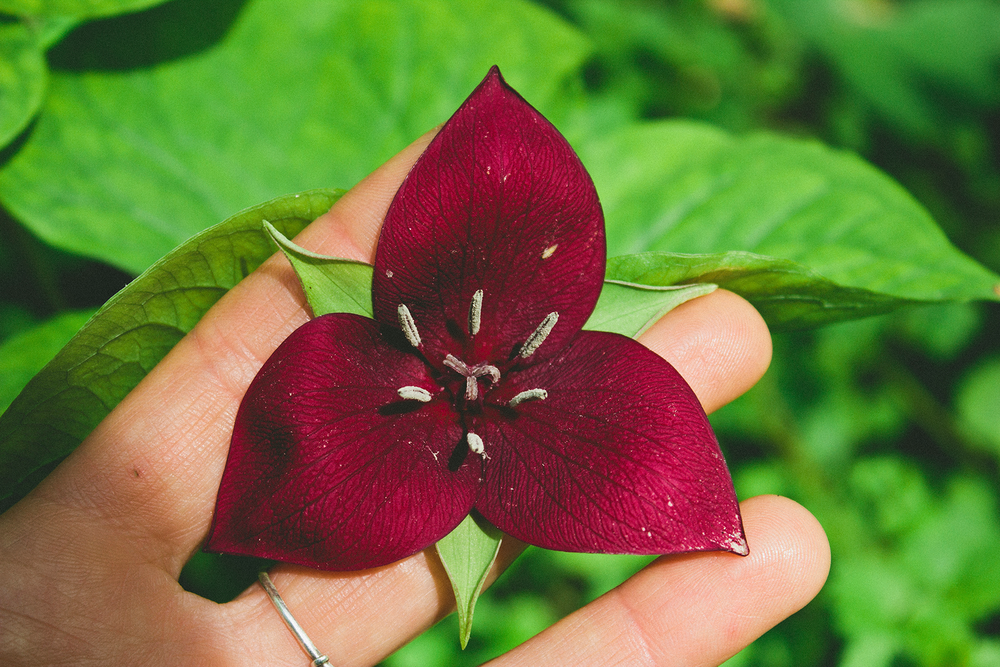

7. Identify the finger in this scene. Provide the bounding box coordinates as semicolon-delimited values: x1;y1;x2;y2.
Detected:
490;495;830;667
638;288;771;415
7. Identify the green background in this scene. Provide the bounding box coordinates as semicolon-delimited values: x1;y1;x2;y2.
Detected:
2;0;1000;665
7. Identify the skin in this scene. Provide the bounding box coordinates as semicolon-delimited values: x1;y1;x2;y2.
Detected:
0;133;830;667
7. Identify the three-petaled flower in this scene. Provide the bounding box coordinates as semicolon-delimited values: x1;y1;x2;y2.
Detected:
206;67;747;571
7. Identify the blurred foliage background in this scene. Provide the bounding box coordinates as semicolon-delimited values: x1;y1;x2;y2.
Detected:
2;0;1000;665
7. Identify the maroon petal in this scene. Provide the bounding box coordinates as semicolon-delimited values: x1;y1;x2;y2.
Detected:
373;66;605;368
206;314;481;571
475;331;747;556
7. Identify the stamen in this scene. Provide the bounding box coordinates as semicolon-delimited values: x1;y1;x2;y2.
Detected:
469;289;483;337
508;388;548;407
465;377;479;402
520;312;559;358
397;386;432;402
397;304;421;348
467;432;485;456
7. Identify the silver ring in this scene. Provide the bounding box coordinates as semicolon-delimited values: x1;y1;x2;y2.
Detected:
258;571;332;666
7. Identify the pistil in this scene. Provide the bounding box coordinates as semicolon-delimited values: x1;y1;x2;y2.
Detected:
443;354;501;401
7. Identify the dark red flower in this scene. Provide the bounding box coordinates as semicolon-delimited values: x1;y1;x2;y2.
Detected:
206;67;747;571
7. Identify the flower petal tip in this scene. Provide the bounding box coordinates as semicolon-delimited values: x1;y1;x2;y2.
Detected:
726;532;750;557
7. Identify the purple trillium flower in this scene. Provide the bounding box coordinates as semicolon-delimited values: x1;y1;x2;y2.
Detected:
206;67;747;571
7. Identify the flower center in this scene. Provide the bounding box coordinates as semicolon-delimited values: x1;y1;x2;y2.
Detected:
442;354;500;401
394;293;554;457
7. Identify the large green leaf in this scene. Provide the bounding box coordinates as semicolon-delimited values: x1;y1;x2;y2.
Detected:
0;21;47;149
0;309;95;414
772;0;1000;140
0;189;342;505
0;0;168;19
0;0;590;274
605;252;929;330
582;121;1000;310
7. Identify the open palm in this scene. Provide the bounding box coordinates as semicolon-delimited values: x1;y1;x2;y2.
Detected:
0;134;829;667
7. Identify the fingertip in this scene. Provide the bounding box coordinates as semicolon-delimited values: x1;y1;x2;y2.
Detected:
638;289;772;413
738;494;831;615
627;494;829;667
490;493;829;667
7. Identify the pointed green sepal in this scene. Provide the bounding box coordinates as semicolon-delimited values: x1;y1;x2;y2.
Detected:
435;512;503;649
585;280;717;338
264;221;374;318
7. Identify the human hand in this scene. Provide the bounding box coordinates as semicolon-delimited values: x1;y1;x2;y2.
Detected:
0;134;829;667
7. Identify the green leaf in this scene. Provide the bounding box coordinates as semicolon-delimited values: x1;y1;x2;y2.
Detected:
264;222;373;319
0;0;590;274
0;309;95;414
0;188;342;505
772;0;1000;140
0;21;47;149
581;121;1000;318
956;356;1000;458
30;15;80;49
605;251;929;330
584;280;716;336
435;512;503;649
0;303;35;341
0;0;171;20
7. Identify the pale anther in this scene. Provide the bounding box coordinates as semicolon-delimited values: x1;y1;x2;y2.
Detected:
397;304;421;348
520;312;559;358
467;432;485;456
508;388;548;407
469;289;483;337
397;386;432;402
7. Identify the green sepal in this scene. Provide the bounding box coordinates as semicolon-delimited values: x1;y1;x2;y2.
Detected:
584;280;717;337
263;221;374;318
435;512;504;649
